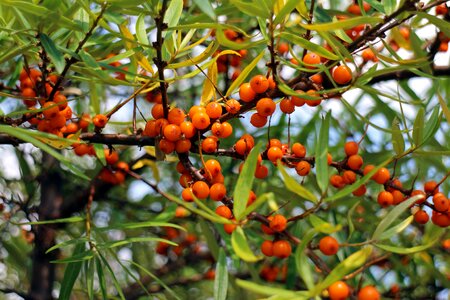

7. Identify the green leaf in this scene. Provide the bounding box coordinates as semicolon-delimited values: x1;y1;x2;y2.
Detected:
214;249;228;300
230;0;270;18
193;0;216;20
437;92;450;124
300;16;382;31
309;215;342;234
58;243;85;300
101;221;185;231
236;279;310;298
415;12;450;37
240;192;274;217
226;50;265;97
372;194;424;241
384;0;397;14
38;33;65;74
312;247;373;296
136;14;149;46
14;216;84;226
295;229;316;290
375;228;444;254
98;253;126;300
98;237;177;249
96;257;108;300
163;0;183;38
391;118;405;156
279;32;338;60
315;111;331;194
413;107;424;146
277;164;318;203
347;201;359;240
233;142;263;220
274;0;301;25
46;238;89;254
231;227;261;262
379;215;413;241
199;219;220;261
52;250;95;264
324;158;391;202
423;106;441;143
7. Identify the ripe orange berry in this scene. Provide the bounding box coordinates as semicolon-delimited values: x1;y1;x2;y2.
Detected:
305;89;321;107
210;183;226;201
330;174;346;189
93;114;108;128
192;181;210;199
235;139;249;156
201;137;217;153
303;52;321;67
250;75;269;94
414;210;429;224
239;82;256;102
261;216;275;235
296;161;311;176
188;105;206;119
216;205;232;219
344;141;359;156
347;154;363;170
104;149;119;165
328;281;350;300
116;161;129;172
310;73;323;84
292;143;306;157
436;4;448;15
273;240;292;258
255;164;269;179
269;214;287;232
220;121;233;138
225;99;241;114
261;240;274;257
78;113;90;130
352;184;367;196
151;103;165;119
399;27;410;40
362;48;377;62
433;193;449;212
278;42;289;55
155;119;169;134
377;191;394;207
167;107;186;125
192;112;211;130
342;170;357;184
392;190;405;205
175;138;191;153
256;98;276;117
205;159;221;177
250;113;268;128
159;138;175;154
182;187;194;202
267;146;283;163
373;167;390;185
357;285;380;300
163;124;182;142
424;180;439;195
54;94;68;110
411;189;427;204
42;102;60;119
327;153;333;165
319;236;339;256
291;90;306;107
180;121;196;138
179;173;192;188
332;65;352;85
205;102;222;119
363;164;375;177
431;211;450;227
279;98;295;114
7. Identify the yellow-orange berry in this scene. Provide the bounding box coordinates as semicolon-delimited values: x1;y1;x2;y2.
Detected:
250;75;269;94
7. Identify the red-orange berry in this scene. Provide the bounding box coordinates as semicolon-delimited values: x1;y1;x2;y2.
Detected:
167;107;186;125
151;103;165;119
352;184;367;196
344;141;359;156
93;114;108;128
239;82;256;102
377;191;394;207
347;154;363;170
42;102;60;119
210;183;226;201
328;281;350;300
175;138;191;153
163;124;182;142
305;89;321;107
414;210;429;224
216;205;232;219
202;137;217;153
292;143;306;157
272;240;292;258
330;174;346;189
192;112;211;130
159;138;175;154
433;193;449;212
260;240;274;257
374;167;390;185
205;159;221;177
180;121;196;138
205;102;222;119
269;214;287;232
357;285;380;300
392;190;405;205
225;99;241;114
250;113;268;128
188;105;206;119
255;164;269;179
182;187;194;202
104;149;119;165
296;161;311;176
267;146;283;163
342;170;357;184
291;90;306;107
303;52;321;67
424;180;439;195
192;181;210;199
332;65;352;85
319;236;339;256
250;75;269;94
223;222;237;234
256;98;276;117
279;98;295;114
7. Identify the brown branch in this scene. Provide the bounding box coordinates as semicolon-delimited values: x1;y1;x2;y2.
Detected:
368;66;450;84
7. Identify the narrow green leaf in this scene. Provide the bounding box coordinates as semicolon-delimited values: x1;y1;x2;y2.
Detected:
379;215;413;241
214;249;228;300
193;0;216;20
86;258;94;300
96;257;108;300
231;227;261;262
233;142;263;220
309;215;342;234
136;14;149;46
102;221;185;231
14;216;84;226
46;238;88;254
277;164;318;203
226;51;265;97
384;0;397;14
98;237;177;249
415;12;450;37
347;201;359;240
437;92;450;124
274;0;301;25
391;118;405;155
413;108;424;146
163;0;183;38
240;192;274;217
98;253;126;300
38;33;65;74
295;229;316;290
372;194;424;241
423;107;441;143
312;247;373;296
199;219;220;261
230;0;270;18
315;111;331;194
375;228;443;254
58;243;85;300
236;279;310;298
52;250;94;264
300;16;382;31
279;32;338;60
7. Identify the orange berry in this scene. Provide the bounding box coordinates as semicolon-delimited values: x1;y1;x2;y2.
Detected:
167;107;186;125
399;27;410;40
344;141;359;156
414;210;429;224
392;190;405;205
291;90;306;107
73;143;90;156
277;42;289;55
255;164;269;179
352;184;367;197
330;174;346;189
433;193;449;212
180;121;197;138
332;65;352;85
250;75;269;94
65;122;78;134
363;164;375;177
163;124;182;142
239;82;257;102
78;113;90;130
305;89;321;107
188;105;206;119
42;101;60;119
205;102;222;119
54;94;68;110
155;119;169;135
357;286;380;300
93;114;108;128
210;183;227;201
327;153;333;165
220;121;233;138
192;112;211;130
377;191;394;207
362;48;377;62
256;98;276;117
250;113;268;128
269;214;287;232
192;181;210;199
411;190;427;204
103;149;119;165
224;222;237;234
205;159;221;177
424;180;439;195
261;240;274;257
175;138;191;153
216;205;232;219
267;146;283;163
436;4;448;15
143;120;157;137
235;139;249;156
342;170;356;184
159;138;175;154
179;173;193;188
303;52;321;68
319;236;339;256
116;161;129;172
292;143;306;157
310;73;323;84
273;240;292;258
50;112;66;129
296;161;311;176
328;281;350;300
225;99;241;114
431;211;450;227
347;154;363;170
151;103;165;119
374;167;390;185
201;137;217;153
279;98;295;114
182;187;194;202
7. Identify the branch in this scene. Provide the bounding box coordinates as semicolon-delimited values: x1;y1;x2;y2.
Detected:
368;66;450;84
